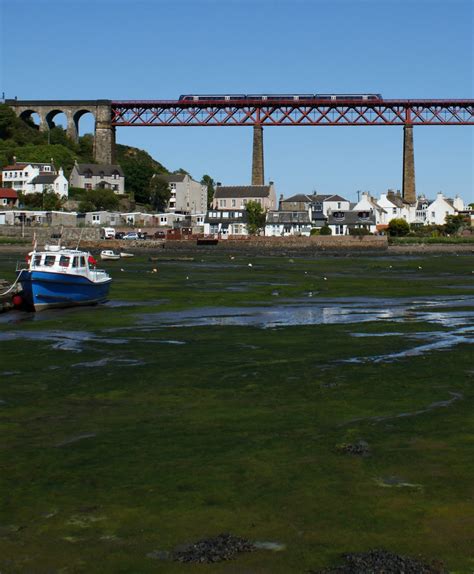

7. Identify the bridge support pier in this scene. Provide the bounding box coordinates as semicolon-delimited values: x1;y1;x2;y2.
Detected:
252;124;264;186
93;103;115;164
402;124;416;204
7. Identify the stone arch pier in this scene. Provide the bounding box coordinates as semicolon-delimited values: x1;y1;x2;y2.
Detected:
7;99;115;164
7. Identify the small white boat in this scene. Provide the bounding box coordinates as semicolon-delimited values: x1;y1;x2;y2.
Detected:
119;252;134;258
100;250;121;261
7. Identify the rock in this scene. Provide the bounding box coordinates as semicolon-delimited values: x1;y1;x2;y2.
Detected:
310;548;448;573
335;440;370;456
172;533;255;563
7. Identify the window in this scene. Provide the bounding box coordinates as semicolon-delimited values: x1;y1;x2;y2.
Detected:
232;199;236;207
59;256;70;267
85;183;92;190
337;202;341;208
44;255;56;266
72;257;78;268
79;257;86;267
112;185;118;191
220;199;226;207
33;255;42;266
92;214;100;223
85;170;92;179
170;183;176;189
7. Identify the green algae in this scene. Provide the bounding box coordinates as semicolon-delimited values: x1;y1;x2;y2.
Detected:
0;251;473;573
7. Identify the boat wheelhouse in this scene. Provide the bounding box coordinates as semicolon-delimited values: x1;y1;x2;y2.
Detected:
17;245;112;311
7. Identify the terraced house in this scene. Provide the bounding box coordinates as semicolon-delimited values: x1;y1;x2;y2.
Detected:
213;183;276;211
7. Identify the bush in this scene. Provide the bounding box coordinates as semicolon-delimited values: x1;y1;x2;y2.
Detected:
310;227;320;236
320;225;332;235
388;218;410;237
349;227;370;236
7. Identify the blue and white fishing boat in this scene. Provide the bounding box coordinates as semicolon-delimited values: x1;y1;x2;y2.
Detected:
16;245;112;311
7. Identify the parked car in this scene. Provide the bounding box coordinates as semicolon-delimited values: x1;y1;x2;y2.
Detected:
153;230;166;239
138;231;148;240
115;231;125;240
123;232;139;240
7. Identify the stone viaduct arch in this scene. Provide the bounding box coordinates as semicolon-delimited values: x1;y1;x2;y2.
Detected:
7;99;115;164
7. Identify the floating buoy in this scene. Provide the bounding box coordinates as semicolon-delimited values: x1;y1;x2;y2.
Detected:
12;295;23;307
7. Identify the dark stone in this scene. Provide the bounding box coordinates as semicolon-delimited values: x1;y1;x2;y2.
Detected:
172;533;255;563
335;440;370;456
309;548;448;573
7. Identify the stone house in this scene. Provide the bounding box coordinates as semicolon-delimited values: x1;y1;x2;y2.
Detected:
69;162;125;194
213;183;276;211
155;173;207;214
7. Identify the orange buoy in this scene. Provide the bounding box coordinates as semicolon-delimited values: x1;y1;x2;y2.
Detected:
12;295;23;307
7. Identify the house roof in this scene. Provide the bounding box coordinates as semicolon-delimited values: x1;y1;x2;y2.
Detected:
156;174;187;183
386;192;410;208
266;211;311;224
308;193;349;203
325;194;349;202
2;162;55;171
280;194;312;203
31;174;57;184
74;163;124;177
214;185;272;199
0;188;18;199
327;211;376;225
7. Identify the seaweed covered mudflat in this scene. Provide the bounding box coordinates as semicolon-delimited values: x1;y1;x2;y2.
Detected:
0;251;473;573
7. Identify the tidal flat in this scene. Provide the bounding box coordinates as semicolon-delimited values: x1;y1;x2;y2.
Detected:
0;250;473;573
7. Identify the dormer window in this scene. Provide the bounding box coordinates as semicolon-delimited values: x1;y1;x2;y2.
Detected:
100;171;105;178
358;211;370;220
85;170;92;179
333;211;345;220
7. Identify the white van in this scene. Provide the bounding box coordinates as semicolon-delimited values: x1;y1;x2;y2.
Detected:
101;227;116;240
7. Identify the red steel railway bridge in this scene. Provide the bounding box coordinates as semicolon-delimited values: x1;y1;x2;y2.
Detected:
7;97;474;202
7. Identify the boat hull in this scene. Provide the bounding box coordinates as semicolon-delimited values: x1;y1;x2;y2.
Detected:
18;270;111;312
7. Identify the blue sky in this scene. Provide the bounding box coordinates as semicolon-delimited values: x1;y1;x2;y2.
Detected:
1;0;473;203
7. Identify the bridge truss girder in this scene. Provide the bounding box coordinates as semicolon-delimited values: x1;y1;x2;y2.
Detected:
111;100;474;127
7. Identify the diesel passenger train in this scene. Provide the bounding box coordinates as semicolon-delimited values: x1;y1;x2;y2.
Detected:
178;93;383;102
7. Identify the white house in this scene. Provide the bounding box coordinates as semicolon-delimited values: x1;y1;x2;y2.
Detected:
326;210;378;235
265;211;312;236
29;168;69;198
378;190;411;223
204;209;248;236
1;161;68;196
351;192;386;225
424;192;458;225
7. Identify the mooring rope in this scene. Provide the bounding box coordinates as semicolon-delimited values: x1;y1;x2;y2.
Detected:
0;269;24;297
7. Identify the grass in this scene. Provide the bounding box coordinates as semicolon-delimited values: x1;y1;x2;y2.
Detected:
0;251;473;573
390;235;474;244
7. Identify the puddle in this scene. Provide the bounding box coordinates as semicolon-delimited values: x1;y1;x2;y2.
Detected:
375;476;423;489
346;327;474;363
138;296;474;330
254;541;286;551
72;358;144;368
0;331;129;352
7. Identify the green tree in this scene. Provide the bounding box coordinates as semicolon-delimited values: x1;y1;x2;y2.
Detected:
116;144;168;203
201;174;215;208
20;190;64;210
149;177;171;211
78;188;119;212
388;218;410;237
320;225;332;235
245;200;266;235
444;214;470;235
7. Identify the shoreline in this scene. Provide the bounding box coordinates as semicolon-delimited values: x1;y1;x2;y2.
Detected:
0;241;473;256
